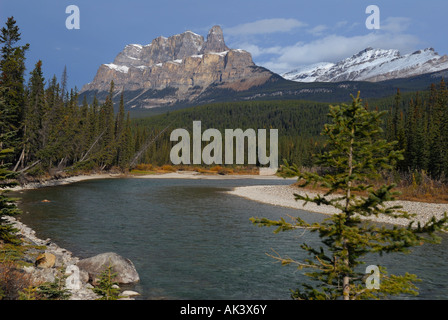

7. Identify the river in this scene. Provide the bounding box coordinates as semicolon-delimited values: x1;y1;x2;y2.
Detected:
12;177;448;300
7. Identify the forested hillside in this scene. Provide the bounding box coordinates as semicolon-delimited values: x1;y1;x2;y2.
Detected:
131;100;330;167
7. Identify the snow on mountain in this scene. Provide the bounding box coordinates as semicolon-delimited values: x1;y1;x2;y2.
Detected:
282;62;335;82
104;63;129;73
282;47;448;82
81;25;275;109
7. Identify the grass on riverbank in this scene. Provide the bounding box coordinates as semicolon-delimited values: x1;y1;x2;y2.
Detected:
290;168;448;204
129;163;260;176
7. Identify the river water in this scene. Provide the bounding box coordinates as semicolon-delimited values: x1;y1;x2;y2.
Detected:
12;177;448;300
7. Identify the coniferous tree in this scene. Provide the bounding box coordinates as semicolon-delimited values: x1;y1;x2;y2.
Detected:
122;111;134;168
41;75;63;169
98;81;116;169
0;88;21;244
114;92;125;166
0;18;24;243
60;65;68;103
252;93;448;300
392;88;401;142
0;17;29;164
404;93;429;171
92;263;120;300
89;95;100;142
438;80;448;177
20;60;46;169
426;80;447;179
78;95;90;154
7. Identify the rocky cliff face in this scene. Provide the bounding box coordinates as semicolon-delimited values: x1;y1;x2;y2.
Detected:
81;26;274;108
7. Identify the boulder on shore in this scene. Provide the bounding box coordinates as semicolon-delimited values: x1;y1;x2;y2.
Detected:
76;252;140;285
35;252;56;269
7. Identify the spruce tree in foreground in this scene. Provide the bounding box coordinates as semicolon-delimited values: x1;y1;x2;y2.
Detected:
251;93;448;300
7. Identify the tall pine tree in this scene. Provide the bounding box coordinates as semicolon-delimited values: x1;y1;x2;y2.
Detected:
0;17;29;163
0;17;25;243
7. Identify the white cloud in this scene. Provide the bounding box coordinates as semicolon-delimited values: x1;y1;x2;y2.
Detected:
307;25;328;36
224;16;422;74
232;42;284;58
381;17;412;34
225;18;306;36
335;21;348;28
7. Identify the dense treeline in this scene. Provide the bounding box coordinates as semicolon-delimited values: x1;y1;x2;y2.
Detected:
132;100;330;167
385;82;448;180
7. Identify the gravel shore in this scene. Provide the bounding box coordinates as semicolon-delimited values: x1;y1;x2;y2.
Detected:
9;171;290;192
227;185;448;227
9;173;123;191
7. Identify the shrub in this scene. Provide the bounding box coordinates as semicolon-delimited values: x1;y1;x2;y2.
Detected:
0;260;33;300
92;264;121;300
35;275;71;300
135;163;153;171
160;164;176;172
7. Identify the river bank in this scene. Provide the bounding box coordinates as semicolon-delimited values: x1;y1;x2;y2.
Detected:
227;185;448;227
3;215;100;300
9;170;291;192
132;171;291;180
4;214;141;300
4;173;146;300
9;173;124;191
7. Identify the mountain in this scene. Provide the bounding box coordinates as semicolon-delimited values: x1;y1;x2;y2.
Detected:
80;29;448;113
282;47;448;82
80;26;275;109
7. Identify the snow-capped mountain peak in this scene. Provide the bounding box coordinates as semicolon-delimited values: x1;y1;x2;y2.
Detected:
282;47;448;82
282;62;335;82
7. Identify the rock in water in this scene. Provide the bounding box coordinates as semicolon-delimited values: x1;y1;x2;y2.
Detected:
76;252;140;284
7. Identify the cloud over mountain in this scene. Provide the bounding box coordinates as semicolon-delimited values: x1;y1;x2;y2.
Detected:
225;16;423;75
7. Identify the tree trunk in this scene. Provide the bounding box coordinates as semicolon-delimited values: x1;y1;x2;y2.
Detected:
13;147;25;171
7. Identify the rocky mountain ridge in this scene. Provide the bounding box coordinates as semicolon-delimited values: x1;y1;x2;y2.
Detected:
80;28;448;110
282;47;448;82
80;26;274;108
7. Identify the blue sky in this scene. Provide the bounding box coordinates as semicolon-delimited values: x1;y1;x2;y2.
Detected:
1;0;447;90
